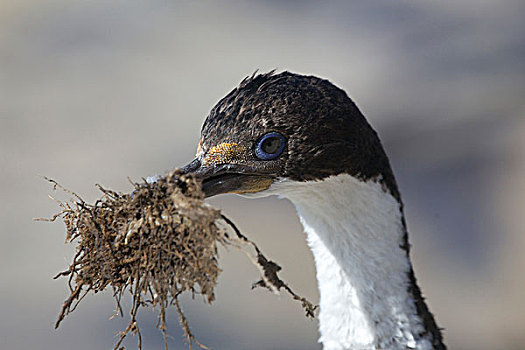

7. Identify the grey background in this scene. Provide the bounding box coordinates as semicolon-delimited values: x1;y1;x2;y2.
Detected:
2;1;525;349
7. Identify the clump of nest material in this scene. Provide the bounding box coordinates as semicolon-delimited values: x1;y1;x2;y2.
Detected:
39;170;317;350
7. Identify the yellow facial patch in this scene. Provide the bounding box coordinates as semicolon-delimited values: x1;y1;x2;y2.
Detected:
202;142;248;166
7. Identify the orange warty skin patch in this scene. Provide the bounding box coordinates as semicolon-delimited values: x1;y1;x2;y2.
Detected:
202;142;248;166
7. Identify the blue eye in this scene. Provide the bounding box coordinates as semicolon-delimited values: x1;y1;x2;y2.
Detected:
255;132;286;160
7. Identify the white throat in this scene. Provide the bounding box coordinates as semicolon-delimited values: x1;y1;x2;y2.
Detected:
258;174;433;350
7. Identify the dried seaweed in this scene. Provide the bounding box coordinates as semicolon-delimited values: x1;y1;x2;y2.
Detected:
38;169;317;349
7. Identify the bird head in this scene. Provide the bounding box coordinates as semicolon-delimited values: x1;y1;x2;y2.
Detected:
182;71;398;200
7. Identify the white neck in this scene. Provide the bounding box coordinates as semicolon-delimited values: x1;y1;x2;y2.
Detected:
265;174;433;350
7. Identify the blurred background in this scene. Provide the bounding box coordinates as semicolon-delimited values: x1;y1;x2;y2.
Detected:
2;0;524;349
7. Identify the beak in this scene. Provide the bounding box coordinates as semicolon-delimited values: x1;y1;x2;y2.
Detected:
180;158;274;198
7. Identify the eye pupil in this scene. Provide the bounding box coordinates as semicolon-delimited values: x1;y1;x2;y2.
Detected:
262;137;280;154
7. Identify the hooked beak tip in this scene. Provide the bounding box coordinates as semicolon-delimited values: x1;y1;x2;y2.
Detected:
180;158;204;177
